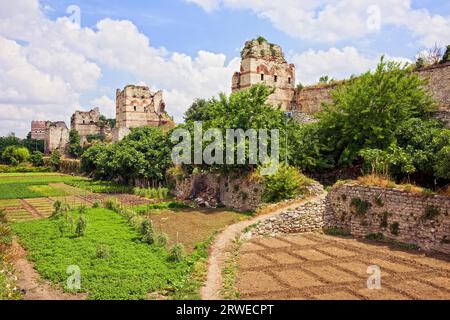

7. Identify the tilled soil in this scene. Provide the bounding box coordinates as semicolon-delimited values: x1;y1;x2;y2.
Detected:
236;233;450;300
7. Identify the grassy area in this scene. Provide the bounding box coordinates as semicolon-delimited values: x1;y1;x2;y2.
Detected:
65;180;132;194
12;208;211;300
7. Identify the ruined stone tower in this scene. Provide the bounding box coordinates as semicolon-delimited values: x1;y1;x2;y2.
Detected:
232;37;296;110
113;85;174;141
71;107;112;146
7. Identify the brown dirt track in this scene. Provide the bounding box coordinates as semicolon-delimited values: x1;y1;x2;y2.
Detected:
236;233;450;300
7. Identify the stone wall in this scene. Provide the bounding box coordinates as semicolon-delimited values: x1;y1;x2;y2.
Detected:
250;195;332;237
71;107;112;146
174;173;264;212
328;184;450;255
45;122;69;154
247;183;450;255
292;83;337;115
173;172;324;212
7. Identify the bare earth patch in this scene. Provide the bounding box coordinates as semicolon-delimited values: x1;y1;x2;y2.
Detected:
236;233;450;300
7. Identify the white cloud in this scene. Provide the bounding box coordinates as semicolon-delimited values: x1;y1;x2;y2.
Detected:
90;95;115;118
290;46;411;85
0;0;239;136
186;0;450;46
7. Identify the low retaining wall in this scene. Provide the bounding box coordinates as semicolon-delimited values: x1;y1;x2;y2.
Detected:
248;184;450;255
250;195;332;237
173;172;324;212
329;185;450;254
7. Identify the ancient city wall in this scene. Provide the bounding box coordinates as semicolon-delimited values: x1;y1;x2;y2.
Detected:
250;183;450;255
328;184;450;255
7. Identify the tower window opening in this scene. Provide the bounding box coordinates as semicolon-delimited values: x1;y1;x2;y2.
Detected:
261;74;264;81
274;75;278;83
288;77;291;84
134;106;137;111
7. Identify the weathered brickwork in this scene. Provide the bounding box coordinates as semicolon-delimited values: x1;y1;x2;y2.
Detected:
248;183;450;255
70;107;112;146
328;185;450;255
232;39;449;127
232;39;296;110
30;121;47;141
115;85;173;131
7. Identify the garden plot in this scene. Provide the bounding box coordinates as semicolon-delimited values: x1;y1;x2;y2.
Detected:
235;233;450;300
0;199;36;222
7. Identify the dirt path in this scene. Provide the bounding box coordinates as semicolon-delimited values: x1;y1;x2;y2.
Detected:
200;194;327;300
11;240;87;300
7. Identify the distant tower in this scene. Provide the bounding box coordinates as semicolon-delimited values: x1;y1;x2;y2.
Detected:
232;37;296;110
113;85;173;141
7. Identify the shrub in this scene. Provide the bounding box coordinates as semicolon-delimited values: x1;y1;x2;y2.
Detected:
380;211;392;228
366;233;385;241
261;164;313;203
323;227;351;237
75;216;87;237
169;243;186;262
104;198;121;212
92;201;100;209
0;209;7;223
374;195;384;207
96;245;111;259
50;201;70;219
350;198;371;216
29;151;44;167
1;146;30;165
141;220;155;244
156;233;169;247
0;223;12;250
422;206;440;221
49;150;61;171
68;129;82;158
390;222;400;236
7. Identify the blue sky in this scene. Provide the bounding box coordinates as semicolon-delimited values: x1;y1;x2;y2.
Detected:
0;0;449;137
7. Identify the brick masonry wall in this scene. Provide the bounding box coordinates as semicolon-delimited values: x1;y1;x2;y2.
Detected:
329;185;450;255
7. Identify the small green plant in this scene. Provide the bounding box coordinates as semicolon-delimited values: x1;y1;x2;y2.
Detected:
380;211;392;228
323;227;351;237
0;209;7;223
141;220;155;245
0;223;12;250
75;215;87;237
96;245;111;259
350;198;371;216
256;36;267;44
421;188;436;196
390;222;400;236
366;233;385;241
422;206;440;221
78;204;88;215
169;243;186;262
156;233;169;247
374;195;384;207
92;201;100;209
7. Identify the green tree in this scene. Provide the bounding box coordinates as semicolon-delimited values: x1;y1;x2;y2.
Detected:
317;57;434;167
441;45;450;64
68;129;82;157
29;151;44;167
49;150;61;171
0;134;21;154
1;146;30;165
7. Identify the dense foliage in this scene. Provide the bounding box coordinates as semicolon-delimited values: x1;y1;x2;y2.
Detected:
81;127;172;184
1;146;30;165
68;129;83;157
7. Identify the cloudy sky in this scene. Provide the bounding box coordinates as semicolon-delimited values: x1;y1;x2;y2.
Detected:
0;0;449;137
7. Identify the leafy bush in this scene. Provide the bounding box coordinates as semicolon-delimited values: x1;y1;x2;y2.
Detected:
75;216;87;237
260;164;313;203
68;129;82;158
156;233;169;247
29;151;44;167
96;245;111;259
350;198;371;216
1;146;30;165
133;187;169;199
422;206;440;221
49;150;61;171
141;220;155;245
169;243;186;262
390;222;400;236
0;223;12;251
92;201;100;209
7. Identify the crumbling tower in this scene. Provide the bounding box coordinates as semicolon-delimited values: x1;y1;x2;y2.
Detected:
232;37;296;110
